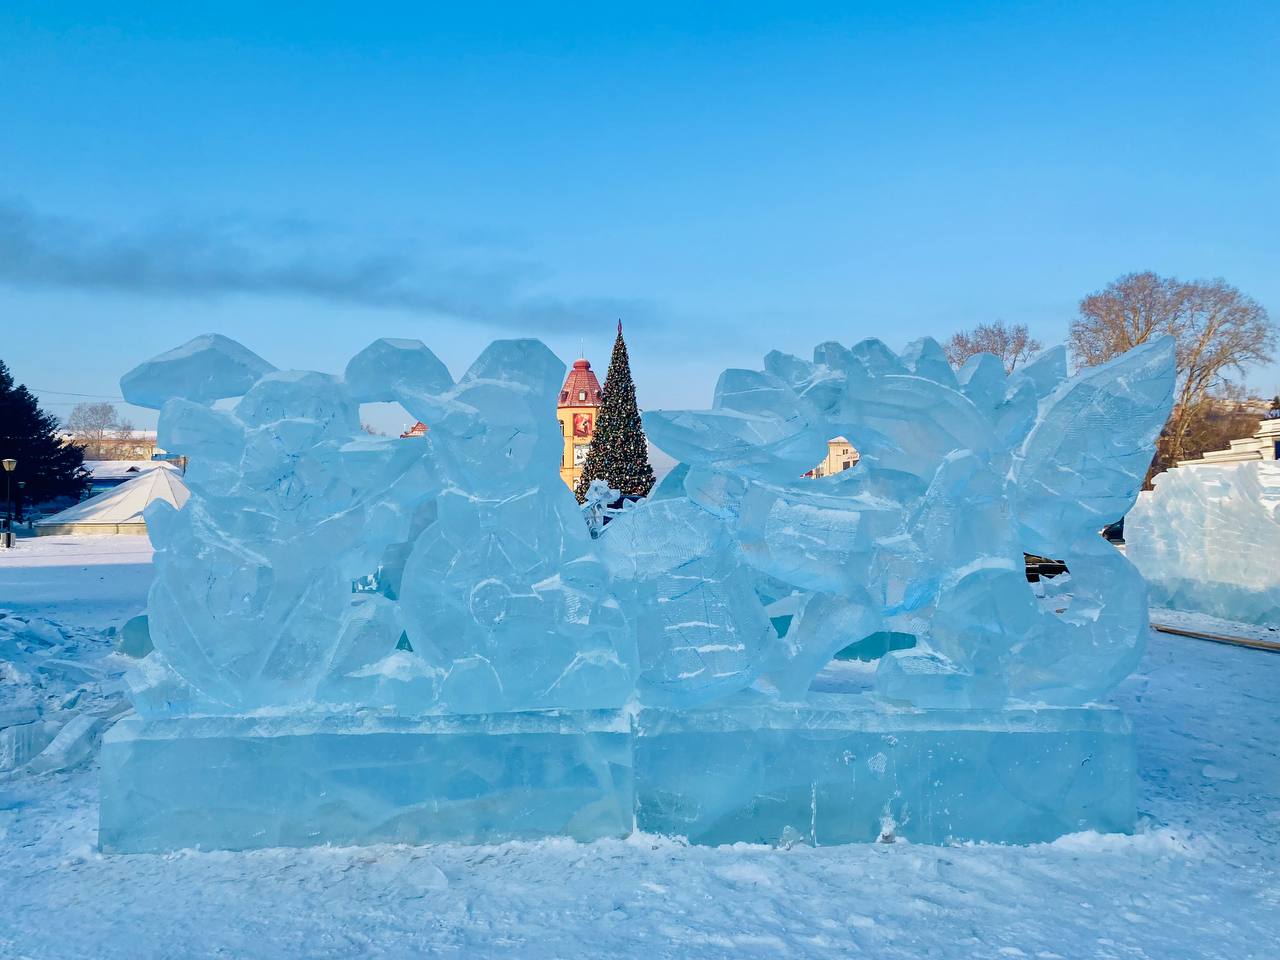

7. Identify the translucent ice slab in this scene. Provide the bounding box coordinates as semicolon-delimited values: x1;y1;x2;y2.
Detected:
103;332;1170;852
1126;461;1280;625
634;698;1135;845
100;710;633;853
101;699;1132;852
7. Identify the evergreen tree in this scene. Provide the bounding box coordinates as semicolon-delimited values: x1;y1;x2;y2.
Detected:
575;323;656;503
0;360;90;515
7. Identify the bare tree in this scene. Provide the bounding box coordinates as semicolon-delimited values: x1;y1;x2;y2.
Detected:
64;402;137;459
944;321;1042;373
1070;271;1276;475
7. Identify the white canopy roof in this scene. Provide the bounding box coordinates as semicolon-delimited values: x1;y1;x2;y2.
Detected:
38;467;189;527
85;459;179;481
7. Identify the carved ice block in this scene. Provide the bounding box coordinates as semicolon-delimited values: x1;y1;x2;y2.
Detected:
100;710;633;853
102;333;1174;853
633;697;1135;845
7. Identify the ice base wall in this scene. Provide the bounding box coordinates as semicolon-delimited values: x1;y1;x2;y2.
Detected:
100;701;1134;853
634;699;1135;846
100;711;633;853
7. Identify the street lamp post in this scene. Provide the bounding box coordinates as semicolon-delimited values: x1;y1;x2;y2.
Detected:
2;458;15;549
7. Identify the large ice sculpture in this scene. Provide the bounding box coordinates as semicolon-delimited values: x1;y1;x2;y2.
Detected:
123;337;635;716
100;332;1174;853
1126;461;1280;625
642;335;1176;707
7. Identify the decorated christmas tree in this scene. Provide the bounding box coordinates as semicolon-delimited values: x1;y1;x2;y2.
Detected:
0;359;90;515
574;323;656;503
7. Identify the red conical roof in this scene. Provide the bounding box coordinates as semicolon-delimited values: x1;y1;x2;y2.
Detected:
559;358;602;408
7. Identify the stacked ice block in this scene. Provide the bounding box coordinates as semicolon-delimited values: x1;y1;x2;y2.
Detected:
100;331;1174;851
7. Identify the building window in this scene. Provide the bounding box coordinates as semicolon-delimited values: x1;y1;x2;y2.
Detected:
578;390;587;401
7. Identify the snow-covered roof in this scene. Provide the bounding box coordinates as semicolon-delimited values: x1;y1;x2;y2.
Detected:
37;468;189;527
84;460;179;480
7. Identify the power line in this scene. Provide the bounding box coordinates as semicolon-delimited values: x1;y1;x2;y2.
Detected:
29;388;127;400
38;400;126;406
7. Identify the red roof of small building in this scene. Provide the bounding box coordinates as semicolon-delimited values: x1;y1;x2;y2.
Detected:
559;358;602;408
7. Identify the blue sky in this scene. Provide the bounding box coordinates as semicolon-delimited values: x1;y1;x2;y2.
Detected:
2;2;1277;430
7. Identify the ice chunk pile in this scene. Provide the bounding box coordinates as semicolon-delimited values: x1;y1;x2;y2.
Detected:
122;336;635;715
106;332;1175;851
0;613;131;777
1126;461;1280;625
641;335;1176;707
119;332;1174;718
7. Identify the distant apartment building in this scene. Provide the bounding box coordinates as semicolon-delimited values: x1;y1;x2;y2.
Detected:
806;437;860;478
61;429;160;462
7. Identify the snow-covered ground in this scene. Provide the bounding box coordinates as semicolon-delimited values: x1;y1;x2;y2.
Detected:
1;537;1277;959
0;534;153;628
1148;606;1280;646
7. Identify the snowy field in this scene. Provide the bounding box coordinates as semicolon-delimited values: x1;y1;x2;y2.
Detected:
0;534;154;628
1;536;1278;959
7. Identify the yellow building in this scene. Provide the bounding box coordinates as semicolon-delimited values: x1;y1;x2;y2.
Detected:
807;436;859;478
557;358;603;489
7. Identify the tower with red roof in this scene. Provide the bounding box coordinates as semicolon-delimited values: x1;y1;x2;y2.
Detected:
556;357;602;489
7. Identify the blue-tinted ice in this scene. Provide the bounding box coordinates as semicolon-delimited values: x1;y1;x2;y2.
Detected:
1126;460;1280;625
102;332;1175;851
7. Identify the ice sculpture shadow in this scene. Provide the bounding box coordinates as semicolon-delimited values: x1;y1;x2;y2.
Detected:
99;332;1175;853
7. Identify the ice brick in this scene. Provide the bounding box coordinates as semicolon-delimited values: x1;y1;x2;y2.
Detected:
100;710;633;853
634;698;1135;845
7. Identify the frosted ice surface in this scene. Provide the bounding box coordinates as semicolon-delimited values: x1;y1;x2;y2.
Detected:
120;332;1173;716
955;351;1005;410
103;330;1176;852
581;478;620;538
1127;461;1280;625
642;335;1175;708
598;497;773;707
1013;340;1176;552
128;336;636;714
101;711;634;852
120;333;276;409
343;337;452;403
634;700;1136;845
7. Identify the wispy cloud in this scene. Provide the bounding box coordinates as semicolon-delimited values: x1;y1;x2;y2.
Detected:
0;200;660;331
